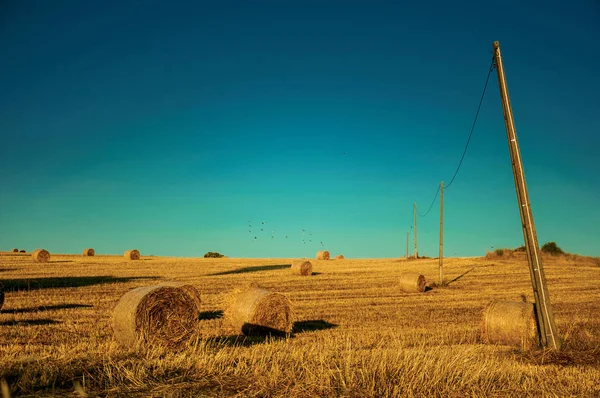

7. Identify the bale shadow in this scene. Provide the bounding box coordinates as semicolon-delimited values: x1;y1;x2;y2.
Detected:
1;303;93;314
311;272;322;276
206;330;287;347
198;310;223;321
0;268;21;273
292;320;338;333
0;319;60;326
1;276;159;291
50;260;74;263
208;264;291;276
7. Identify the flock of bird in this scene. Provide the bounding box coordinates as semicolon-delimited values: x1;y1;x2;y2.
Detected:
246;220;325;247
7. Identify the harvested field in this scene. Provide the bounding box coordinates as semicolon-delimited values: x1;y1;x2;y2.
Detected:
0;253;599;397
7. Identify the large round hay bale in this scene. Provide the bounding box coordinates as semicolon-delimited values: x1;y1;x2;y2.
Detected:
399;272;426;292
316;250;330;260
227;287;294;335
124;249;141;260
482;300;538;350
83;248;95;256
0;282;4;311
112;283;202;348
32;249;50;263
335;254;344;260
11;248;18;253
291;260;312;276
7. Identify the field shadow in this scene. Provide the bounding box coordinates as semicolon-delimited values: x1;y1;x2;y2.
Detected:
446;267;475;286
50;260;74;263
208;264;291;276
311;272;322;276
0;268;21;273
0;319;60;326
1;303;93;314
1;276;159;291
198;310;223;321
292;320;338;333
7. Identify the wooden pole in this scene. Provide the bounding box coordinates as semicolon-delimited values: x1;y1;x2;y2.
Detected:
492;41;560;350
439;181;444;285
413;203;418;258
406;232;409;259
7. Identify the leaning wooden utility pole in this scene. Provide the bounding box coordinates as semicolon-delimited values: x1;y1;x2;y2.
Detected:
492;41;560;350
413;203;418;258
439;181;444;285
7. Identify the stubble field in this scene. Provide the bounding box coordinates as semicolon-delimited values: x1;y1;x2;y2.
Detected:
0;252;599;397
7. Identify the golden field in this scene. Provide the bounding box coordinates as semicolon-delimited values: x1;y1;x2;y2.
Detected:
0;251;599;397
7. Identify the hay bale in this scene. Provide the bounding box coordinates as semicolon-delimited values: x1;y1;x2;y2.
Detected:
0;282;4;311
335;254;345;260
399;272;426;292
227;287;294;335
316;250;330;260
19;249;26;253
124;249;141;260
291;260;312;276
32;249;50;263
11;248;18;253
112;283;201;348
83;248;95;256
482;300;538;350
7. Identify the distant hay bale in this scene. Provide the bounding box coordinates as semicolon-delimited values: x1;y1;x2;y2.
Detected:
112;283;202;348
335;255;344;260
399;272;426;293
32;249;50;263
11;248;18;253
19;249;26;253
316;250;330;260
482;300;538;350
0;282;4;311
124;249;141;260
227;287;294;335
291;260;312;276
83;248;95;256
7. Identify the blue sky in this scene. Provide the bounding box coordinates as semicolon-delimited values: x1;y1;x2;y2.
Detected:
1;0;598;258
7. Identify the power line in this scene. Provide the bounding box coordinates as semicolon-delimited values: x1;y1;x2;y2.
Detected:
446;57;495;189
417;185;440;217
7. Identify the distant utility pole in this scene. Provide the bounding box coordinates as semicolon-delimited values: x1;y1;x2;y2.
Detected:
439;181;444;285
406;232;409;259
413;203;418;258
493;41;560;350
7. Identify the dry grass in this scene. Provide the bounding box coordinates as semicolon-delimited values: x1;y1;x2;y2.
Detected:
0;253;599;397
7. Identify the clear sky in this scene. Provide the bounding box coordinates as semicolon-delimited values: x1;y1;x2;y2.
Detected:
1;1;599;258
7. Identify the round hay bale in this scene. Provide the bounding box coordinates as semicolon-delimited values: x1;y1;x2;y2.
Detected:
83;248;95;256
124;249;141;260
19;249;26;253
335;254;345;260
12;248;18;253
32;249;50;263
0;282;4;311
291;260;312;276
482;300;538;350
227;287;294;335
316;250;330;260
112;283;202;348
399;272;426;293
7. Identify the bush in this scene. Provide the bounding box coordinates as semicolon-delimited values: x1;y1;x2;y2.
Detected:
494;248;505;257
514;245;526;252
540;242;564;256
204;251;225;258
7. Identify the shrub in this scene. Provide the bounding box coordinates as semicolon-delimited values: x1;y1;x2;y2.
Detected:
514;245;526;252
494;249;505;257
204;251;225;258
540;242;564;256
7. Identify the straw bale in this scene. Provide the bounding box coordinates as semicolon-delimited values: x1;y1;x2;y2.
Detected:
399;272;426;293
124;249;141;260
32;249;50;263
11;248;18;253
112;283;201;348
335;255;344;260
482;300;538;350
316;250;330;260
83;248;95;256
227;286;294;335
291;260;312;276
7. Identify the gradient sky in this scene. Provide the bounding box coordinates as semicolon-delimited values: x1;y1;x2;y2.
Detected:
1;0;599;258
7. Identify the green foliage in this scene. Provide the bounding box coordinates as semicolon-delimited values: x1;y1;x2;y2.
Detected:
540;242;564;256
204;251;224;258
494;249;505;257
